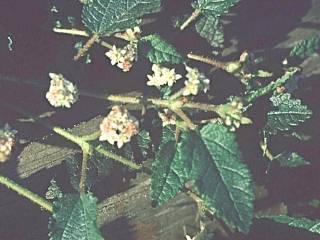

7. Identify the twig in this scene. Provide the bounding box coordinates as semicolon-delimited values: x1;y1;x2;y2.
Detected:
79;150;90;193
74;34;100;61
0;174;53;213
180;9;201;31
187;53;227;69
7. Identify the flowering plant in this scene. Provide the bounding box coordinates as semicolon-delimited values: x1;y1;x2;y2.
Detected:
0;0;319;239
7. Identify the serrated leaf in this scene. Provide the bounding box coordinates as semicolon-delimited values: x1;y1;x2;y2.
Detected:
136;130;152;158
192;0;239;17
151;127;185;204
259;215;320;235
274;151;310;168
290;36;320;58
49;193;103;240
141;34;184;64
195;16;224;48
151;124;254;233
197;123;254;233
82;0;161;36
66;152;113;191
266;93;312;133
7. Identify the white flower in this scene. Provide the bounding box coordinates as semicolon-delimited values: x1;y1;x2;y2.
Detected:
46;73;79;108
124;27;141;42
105;43;138;72
158;109;176;126
147;64;182;87
182;66;210;96
99;106;139;148
0;124;17;163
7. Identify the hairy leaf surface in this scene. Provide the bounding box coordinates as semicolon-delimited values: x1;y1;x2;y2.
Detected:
141;34;184;64
82;0;161;35
49;193;103;240
290;36;320;58
274;151;309;168
260;215;320;235
266;93;312;133
195;16;224;48
192;0;239;17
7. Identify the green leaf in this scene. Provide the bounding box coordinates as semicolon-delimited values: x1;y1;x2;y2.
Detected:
66;152;113;191
196;123;254;233
151;127;186;205
82;0;161;36
141;34;184;64
274;151;310;168
192;0;239;17
195;16;224;49
49;193;103;240
151;124;254;233
266;93;312;133
259;215;320;235
136;130;152;158
290;36;320;58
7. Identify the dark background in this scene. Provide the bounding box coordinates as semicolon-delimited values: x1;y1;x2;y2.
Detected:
0;0;320;239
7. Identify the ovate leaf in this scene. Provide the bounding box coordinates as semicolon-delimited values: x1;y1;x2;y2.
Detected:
196;123;254;233
82;0;161;36
141;34;184;64
192;0;239;17
259;215;320;235
274;151;309;168
49;193;103;240
195;16;224;49
266;93;312;133
151;127;186;205
290;36;320;58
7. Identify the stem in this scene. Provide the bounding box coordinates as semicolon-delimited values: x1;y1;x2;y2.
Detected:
94;144;142;170
82;130;101;141
180;9;201;31
172;108;197;130
53;28;113;50
74;34;100;61
187;53;227;69
79;150;90;193
243;67;300;103
0;174;53;213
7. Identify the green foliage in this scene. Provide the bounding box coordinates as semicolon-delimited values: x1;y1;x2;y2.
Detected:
266;93;312;133
140;34;184;64
136;129;152;158
66;152;113;191
49;193;103;240
274;151;309;168
195;16;224;48
151;124;254;233
259;215;320;235
82;0;161;36
192;0;239;17
290;36;320;58
151;127;184;204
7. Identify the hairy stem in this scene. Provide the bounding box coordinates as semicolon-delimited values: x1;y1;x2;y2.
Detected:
79;150;90;193
74;34;100;61
180;9;201;31
0;174;53;213
187;53;227;69
53;28;113;50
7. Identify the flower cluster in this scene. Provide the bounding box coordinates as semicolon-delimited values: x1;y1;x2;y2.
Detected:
183;66;210;96
147;64;182;87
0;124;17;163
122;27;141;42
105;43;138;72
158;109;176;126
99;106;139;148
46;73;79;108
216;98;252;131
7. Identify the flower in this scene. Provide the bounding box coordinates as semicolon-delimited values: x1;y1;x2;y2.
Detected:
183;66;210;96
99;106;139;148
158;109;176;126
105;43;138;72
124;27;141;42
46;73;79;108
0;124;17;163
147;64;182;87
